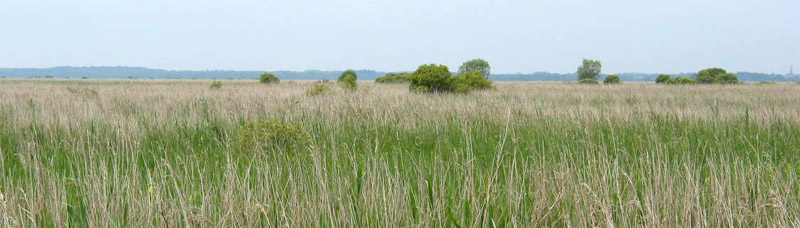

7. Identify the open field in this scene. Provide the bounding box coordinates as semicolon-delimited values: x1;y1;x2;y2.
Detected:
1;79;799;227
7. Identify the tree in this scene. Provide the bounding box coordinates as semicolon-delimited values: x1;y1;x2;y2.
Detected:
655;74;671;84
696;68;727;84
458;59;491;78
577;59;602;81
578;78;599;84
409;64;453;92
259;73;280;84
604;75;621;84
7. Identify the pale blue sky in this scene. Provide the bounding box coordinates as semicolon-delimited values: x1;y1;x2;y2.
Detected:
1;0;798;73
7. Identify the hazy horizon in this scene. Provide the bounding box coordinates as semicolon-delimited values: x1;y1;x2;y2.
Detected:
1;0;799;74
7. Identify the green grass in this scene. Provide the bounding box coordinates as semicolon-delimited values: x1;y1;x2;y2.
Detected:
0;80;799;227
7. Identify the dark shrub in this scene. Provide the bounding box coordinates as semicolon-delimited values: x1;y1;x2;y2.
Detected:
375;72;412;83
696;68;727;84
603;75;621;84
578;78;599;84
714;73;739;84
655;74;671;84
673;76;695;84
259;73;280;84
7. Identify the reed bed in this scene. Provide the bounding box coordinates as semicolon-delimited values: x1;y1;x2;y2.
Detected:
1;79;799;227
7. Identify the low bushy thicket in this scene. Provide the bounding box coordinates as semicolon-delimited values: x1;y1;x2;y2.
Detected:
375;72;412;83
306;80;333;96
603;75;621;84
237;120;309;153
409;64;494;93
578;78;599;84
338;70;357;90
210;81;223;89
259;73;280;84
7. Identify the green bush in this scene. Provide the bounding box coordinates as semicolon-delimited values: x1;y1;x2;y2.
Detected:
759;81;776;85
696;68;726;83
337;70;358;91
409;64;495;93
603;75;621;84
210;81;223;89
306;80;332;96
672;76;695;84
237;120;310;153
714;73;739;84
655;74;671;84
338;74;357;91
578;78;599;84
375;72;411;83
259;73;280;84
338;70;357;81
409;64;453;92
449;71;494;93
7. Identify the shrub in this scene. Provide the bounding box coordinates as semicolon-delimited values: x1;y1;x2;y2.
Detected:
237;120;310;153
210;81;223;89
696;68;729;84
714;73;739;84
306;80;332;96
338;70;357;82
655;74;671;84
81;76;88;79
409;64;453;92
339;74;357;91
337;70;357;91
578;78;599;84
760;81;776;85
259;73;280;84
449;71;494;93
673;76;695;84
375;72;411;83
603;75;621;84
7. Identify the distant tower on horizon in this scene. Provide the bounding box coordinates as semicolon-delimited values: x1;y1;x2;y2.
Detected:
791;64;794;76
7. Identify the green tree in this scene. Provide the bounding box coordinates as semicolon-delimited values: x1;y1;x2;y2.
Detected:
577;59;602;81
655;74;671;84
259;73;280;84
458;59;491;78
696;68;727;84
409;64;453;92
604;75;621;84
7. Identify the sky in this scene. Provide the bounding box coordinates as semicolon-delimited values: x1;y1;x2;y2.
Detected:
1;0;799;74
